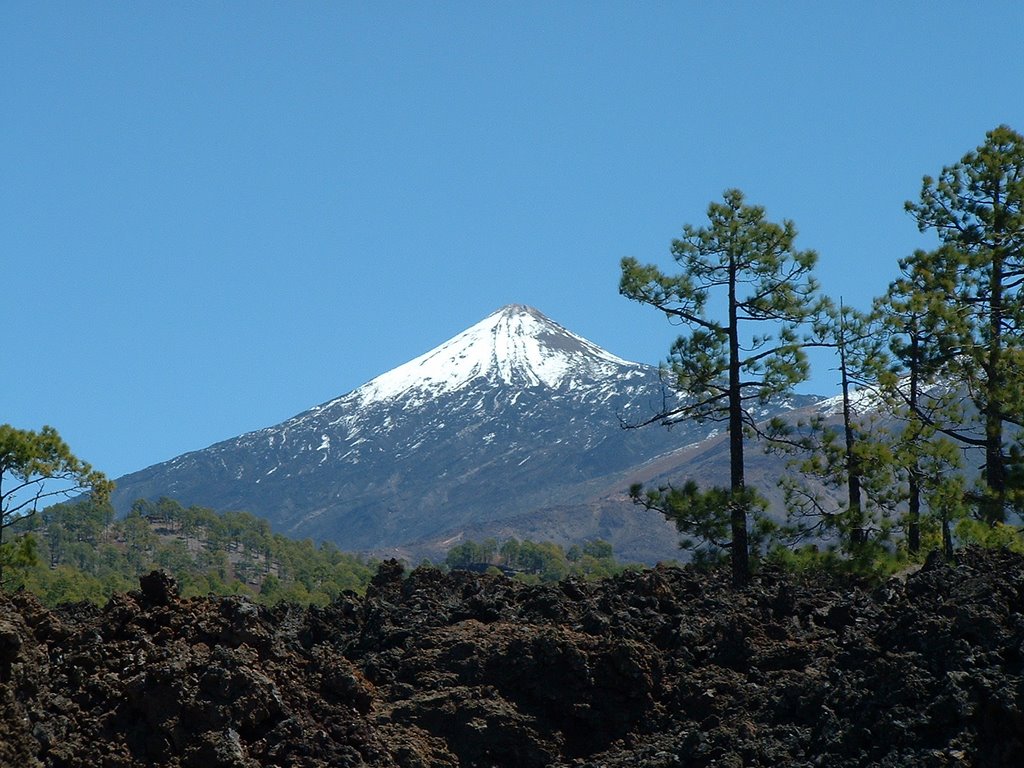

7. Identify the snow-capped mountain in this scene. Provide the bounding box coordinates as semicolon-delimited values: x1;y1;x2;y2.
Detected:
110;305;819;562
351;303;641;404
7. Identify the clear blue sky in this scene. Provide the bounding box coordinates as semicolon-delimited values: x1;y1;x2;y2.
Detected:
5;3;1024;480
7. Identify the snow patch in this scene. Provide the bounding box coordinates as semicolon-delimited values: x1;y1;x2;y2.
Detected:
817;386;882;417
348;305;642;408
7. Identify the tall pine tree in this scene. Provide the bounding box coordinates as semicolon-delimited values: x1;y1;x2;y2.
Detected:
620;189;823;584
773;302;896;554
874;254;966;557
905;125;1024;525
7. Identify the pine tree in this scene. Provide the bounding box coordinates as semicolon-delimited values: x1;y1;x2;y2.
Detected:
827;303;885;546
773;302;896;554
620;189;823;584
0;424;111;588
874;254;966;557
904;125;1024;525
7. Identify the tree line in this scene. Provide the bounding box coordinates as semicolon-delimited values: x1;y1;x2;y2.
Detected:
1;492;636;605
621;125;1024;584
444;537;634;583
2;496;377;606
0;425;634;601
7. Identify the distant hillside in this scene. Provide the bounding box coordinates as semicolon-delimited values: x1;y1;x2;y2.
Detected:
7;498;635;606
8;498;375;606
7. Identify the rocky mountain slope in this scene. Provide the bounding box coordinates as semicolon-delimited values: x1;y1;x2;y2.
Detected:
109;305;818;563
3;548;1023;767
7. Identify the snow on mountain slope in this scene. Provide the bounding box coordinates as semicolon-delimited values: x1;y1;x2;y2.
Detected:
262;304;653;452
315;304;645;411
815;385;884;417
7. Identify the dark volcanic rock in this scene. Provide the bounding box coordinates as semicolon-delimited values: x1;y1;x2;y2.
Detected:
2;551;1024;766
139;570;180;607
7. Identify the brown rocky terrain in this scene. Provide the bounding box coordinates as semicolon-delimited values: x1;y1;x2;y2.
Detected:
2;548;1023;767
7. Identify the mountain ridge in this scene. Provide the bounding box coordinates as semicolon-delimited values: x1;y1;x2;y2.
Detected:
110;304;821;562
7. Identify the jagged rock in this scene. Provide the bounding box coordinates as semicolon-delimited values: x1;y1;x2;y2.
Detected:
2;547;1024;766
139;569;181;606
0;619;23;672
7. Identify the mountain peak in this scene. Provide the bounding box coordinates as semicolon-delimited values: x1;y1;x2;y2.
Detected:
350;305;640;407
496;302;539;315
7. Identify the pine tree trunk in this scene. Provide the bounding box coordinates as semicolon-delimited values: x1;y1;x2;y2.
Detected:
727;257;749;585
839;317;866;548
983;240;1006;525
907;473;921;554
907;334;921;553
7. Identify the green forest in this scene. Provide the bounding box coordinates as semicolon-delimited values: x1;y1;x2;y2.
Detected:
2;497;376;606
0;492;631;606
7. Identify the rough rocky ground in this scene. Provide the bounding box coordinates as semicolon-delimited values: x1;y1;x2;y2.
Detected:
2;548;1023;767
